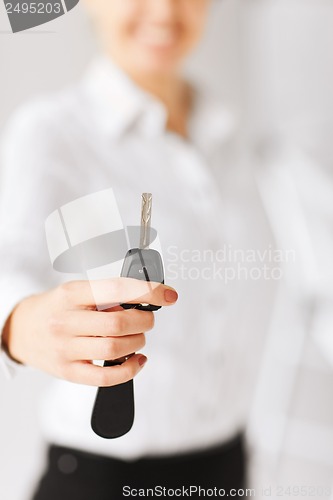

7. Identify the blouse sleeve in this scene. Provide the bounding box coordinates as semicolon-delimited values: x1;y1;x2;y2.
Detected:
0;98;78;378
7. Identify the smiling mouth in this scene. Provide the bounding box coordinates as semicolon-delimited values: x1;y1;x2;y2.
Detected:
135;27;179;49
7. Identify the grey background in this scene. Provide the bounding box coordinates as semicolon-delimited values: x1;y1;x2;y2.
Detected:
1;1;333;499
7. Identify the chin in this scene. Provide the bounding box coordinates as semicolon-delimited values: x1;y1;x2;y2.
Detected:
133;52;181;78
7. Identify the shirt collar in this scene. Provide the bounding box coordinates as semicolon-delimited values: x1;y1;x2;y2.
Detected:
81;55;236;146
81;56;167;141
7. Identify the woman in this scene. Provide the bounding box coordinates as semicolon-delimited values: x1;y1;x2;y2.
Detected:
0;0;259;498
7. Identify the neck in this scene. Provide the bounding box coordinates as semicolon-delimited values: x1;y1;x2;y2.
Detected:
133;72;183;107
119;63;191;138
138;73;190;137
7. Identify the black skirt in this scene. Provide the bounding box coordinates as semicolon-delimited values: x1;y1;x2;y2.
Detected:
32;433;246;500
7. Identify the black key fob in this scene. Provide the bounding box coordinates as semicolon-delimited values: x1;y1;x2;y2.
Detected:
120;248;164;311
90;358;135;439
91;193;164;439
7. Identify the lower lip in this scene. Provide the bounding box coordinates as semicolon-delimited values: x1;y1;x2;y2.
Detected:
135;33;178;51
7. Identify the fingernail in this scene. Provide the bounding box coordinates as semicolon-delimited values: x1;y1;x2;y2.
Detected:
138;355;148;367
164;289;178;303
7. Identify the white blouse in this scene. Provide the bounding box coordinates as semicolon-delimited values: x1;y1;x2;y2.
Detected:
0;56;282;459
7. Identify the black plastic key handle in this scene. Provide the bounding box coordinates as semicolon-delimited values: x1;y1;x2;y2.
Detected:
91;194;164;439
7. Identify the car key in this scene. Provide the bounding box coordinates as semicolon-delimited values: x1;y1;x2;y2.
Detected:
120;193;164;311
91;193;165;439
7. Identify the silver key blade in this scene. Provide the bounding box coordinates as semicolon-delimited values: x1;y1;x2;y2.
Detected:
140;193;152;249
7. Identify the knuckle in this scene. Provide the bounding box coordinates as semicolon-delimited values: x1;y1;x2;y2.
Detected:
138;333;146;349
47;314;64;335
133;311;154;332
122;363;136;382
110;278;123;299
97;370;111;387
147;312;155;330
58;281;73;295
101;315;113;335
57;281;77;303
104;338;118;360
108;314;124;334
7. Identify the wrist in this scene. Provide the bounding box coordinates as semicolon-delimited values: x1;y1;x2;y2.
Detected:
1;311;24;365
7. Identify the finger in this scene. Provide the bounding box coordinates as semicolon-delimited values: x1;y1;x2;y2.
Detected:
61;278;178;309
67;354;148;387
56;309;154;337
67;334;146;361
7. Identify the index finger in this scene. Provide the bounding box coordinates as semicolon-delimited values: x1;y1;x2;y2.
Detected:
62;278;178;310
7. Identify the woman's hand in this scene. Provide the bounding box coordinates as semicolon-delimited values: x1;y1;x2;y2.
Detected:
2;278;178;386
